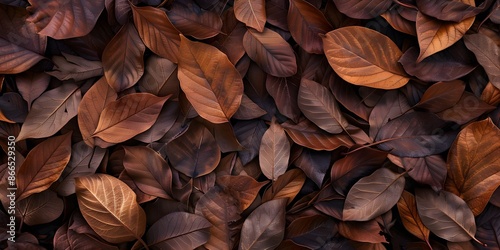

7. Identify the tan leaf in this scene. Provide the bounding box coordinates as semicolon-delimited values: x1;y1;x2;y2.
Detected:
75;174;147;245
78;77;117;147
445;118;500;216
323;26;409;89
234;0;266;32
397;191;431;247
243;28;297;77
259;118;290;180
177;35;243;124
92;93;169;146
17;132;72;201
131;5;180;63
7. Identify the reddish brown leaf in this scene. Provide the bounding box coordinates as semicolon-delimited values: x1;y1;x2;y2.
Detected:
15;71;50;109
262;169;306;205
243;28;297;77
17;132;72;201
131;5;180;63
381;7;417;36
217;175;267;211
416;0;494;22
167;1;222;39
26;0;105;39
78;77;117;147
102;23;146;92
414;80;466;113
47;53;103;81
234;120;267;165
0;92;27;123
286;214;337;248
332;0;392;19
234;0;266;32
437;91;495;125
397;191;431;247
17;83;80;141
288;0;332;54
293;148;331;187
233;94;267;120
368;90;411;139
339;220;387;243
390;154;447;192
266;75;300;122
167;122;221;178
464;33;500;89
75;174;147;245
266;0;288;31
259;118;290;181
178;35;243;124
323;26;409;89
213;8;247;64
92;93;169;146
137;55;180;98
481;82;500;106
239;199;287;250
445;118;500;216
17;190;63;226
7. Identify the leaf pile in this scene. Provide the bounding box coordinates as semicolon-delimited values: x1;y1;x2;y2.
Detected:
0;0;500;249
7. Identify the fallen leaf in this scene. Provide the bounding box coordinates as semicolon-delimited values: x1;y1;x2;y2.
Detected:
414;80;466;113
332;0;392;19
15;71;50;109
397;191;431;247
17;189;63;226
167;1;222;39
259;118;290;181
464;33;500;89
233;0;266;32
262;169;306;205
47;53;103;81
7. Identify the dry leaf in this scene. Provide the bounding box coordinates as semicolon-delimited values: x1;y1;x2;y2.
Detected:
259;118;290;181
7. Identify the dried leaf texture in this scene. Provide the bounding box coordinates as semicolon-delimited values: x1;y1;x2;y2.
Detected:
323;26;409;89
17;132;72;201
17;84;81;141
75;174;147;244
243;28;297;77
167;1;222;39
92;93;168;146
332;0;392;19
234;0;266;32
445;118;500;216
397;191;431;246
0;38;44;74
17;190;63;226
178;35;243;124
259;118;290;181
464;33;500;89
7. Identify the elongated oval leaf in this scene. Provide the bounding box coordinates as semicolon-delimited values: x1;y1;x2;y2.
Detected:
123;146;172;199
343;168;405;221
17;190;63;226
262;169;306;205
288;0;332;54
167;1;222;39
146;212;210;249
131;5;180;63
102;23;145;92
26;0;105;39
178;35;243;124
368;90;411;139
323;26;409;89
15;71;50;109
138;55;180;98
266;75;300;122
17;132;72;201
416;5;475;62
397;191;431;246
332;0;392;19
234;0;266;32
298;78;349;134
243;28;297;77
415;188;478;243
166;122;221;178
464;33;500;89
239;199;287;250
78;77;117;147
414;80;465;113
92;93;169;146
75;174;146;244
17;83;81;141
259;118;290;180
0;38;44;74
445;118;500;216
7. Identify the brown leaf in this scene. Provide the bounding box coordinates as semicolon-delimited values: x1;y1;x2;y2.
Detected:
102;22;146;92
436;91;495;125
0;5;46;55
56;141;106;196
397;191;431;246
134;101;179;143
415;188;479;243
262;169;306;205
338;220;388;243
234;0;266;32
239;199;287;250
281;118;354;151
145;212;211;249
167;122;220;178
17;83;80;141
481;82;500;106
137;55;180;98
381;7;417;36
330;74;372;121
0;92;27;123
286;214;337;248
131;5;180;63
259;118;290;181
75;174;147;245
15;71;50;109
233;94;267;120
343;168;405;221
445;118;500;216
389;154;447;192
415;5;475;62
414;80;466;113
234;120;267;165
464;33;500;89
266;74;301;122
26;0;105;39
17;132;72;201
92;93;168;146
332;0;392;19
78;77;117;147
178;35;243;124
293;148;331;187
213;8;247;65
167;1;222;39
288;0;332;54
217;175;267;211
17;190;63;226
323;26;409;89
416;0;494;22
266;0;288;31
368;90;411;139
123;146;173;199
298;78;348;134
47;53;103;81
243;27;297;77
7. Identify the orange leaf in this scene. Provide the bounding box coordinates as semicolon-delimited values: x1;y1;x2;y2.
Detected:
397;191;431;247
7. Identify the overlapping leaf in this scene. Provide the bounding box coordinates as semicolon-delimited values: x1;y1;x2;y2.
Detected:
464;33;500;89
233;0;266;32
259;118;290;181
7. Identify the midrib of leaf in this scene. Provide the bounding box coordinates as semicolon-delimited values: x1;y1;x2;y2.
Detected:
34;86;79;129
150;223;208;247
441;206;479;243
354;172;404;209
338;46;406;77
245;209;281;249
246;0;262;31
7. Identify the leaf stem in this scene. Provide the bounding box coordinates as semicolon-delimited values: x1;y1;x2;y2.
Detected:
137;237;150;250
